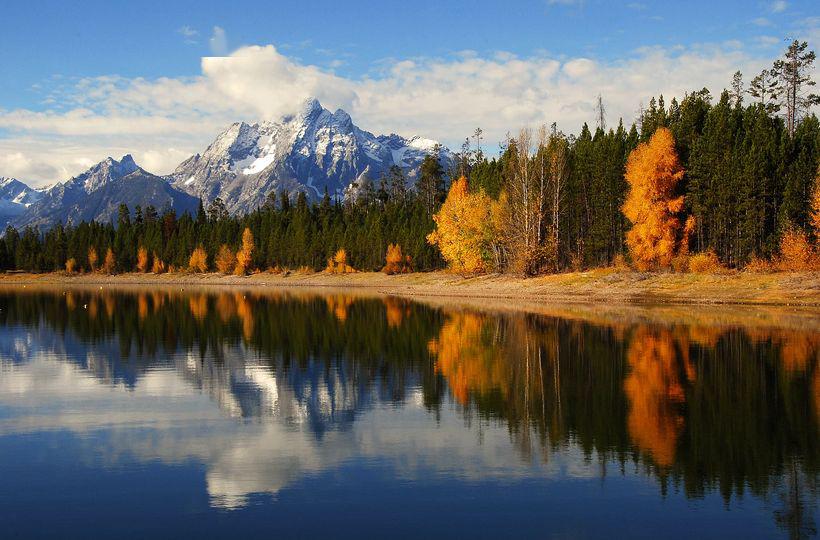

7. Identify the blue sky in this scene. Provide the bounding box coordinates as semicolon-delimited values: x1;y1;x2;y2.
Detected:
1;0;818;185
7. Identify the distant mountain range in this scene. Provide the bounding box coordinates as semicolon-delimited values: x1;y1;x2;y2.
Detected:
2;98;453;230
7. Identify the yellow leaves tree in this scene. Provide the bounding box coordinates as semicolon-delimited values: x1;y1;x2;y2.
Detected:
427;176;501;274
382;243;412;274
101;248;116;274
811;174;820;241
65;258;77;274
234;227;254;275
216;244;236;274
136;246;149;273
188;246;208;273
622;127;694;271
88;246;99;273
325;248;356;274
151;253;166;274
777;225;818;270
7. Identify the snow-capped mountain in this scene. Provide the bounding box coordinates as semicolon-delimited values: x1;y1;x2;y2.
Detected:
0;177;44;226
171;98;452;213
13;155;199;229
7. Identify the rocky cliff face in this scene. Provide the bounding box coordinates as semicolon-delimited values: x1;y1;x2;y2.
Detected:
170;98;452;213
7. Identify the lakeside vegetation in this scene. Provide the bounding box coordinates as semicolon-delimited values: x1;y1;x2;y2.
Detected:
1;40;819;277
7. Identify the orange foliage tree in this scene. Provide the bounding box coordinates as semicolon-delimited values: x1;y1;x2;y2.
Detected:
427;176;501;274
188;246;209;273
151;252;166;274
382;243;412;274
811;174;820;241
234;227;255;275
101;248;116;274
325;248;356;274
136;246;149;273
87;246;99;272
215;244;236;274
65;258;77;274
777;225;818;271
622;128;694;271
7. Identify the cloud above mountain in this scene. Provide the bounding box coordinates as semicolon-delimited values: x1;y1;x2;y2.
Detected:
0;26;817;187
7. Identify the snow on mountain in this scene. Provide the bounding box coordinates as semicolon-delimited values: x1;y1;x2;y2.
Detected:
12;155;198;229
170;98;453;214
0;177;44;226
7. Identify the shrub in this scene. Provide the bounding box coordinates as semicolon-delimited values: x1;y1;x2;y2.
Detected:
778;225;817;271
382;243;412;274
688;250;725;273
325;248;356;274
612;254;630;271
65;258;77;274
745;256;776;273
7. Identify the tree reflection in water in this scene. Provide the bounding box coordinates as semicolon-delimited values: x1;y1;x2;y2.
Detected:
0;287;816;536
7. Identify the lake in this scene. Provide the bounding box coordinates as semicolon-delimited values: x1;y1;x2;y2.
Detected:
0;286;817;538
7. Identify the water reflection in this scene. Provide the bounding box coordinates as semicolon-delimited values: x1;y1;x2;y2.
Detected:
0;287;817;536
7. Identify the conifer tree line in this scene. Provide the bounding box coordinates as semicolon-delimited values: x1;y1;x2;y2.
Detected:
0;40;818;275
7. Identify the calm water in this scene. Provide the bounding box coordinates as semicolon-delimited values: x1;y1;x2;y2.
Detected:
0;287;817;539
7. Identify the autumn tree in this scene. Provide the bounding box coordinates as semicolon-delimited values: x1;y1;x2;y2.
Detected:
234;227;254;275
382;243;412;274
88;246;99;272
215;244;236;274
811;174;820;241
427;176;501;274
136;246;149;273
623;127;694;270
325;248;355;274
188;246;208;273
101;248;116;274
65;258;77;274
151;252;166;274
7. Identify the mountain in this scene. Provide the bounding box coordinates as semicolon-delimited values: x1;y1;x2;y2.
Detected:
13;155;199;229
0;177;43;226
170;98;453;214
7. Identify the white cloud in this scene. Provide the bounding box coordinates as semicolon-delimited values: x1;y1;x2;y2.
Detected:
769;0;787;13
209;26;228;56
2;28;819;187
178;25;199;44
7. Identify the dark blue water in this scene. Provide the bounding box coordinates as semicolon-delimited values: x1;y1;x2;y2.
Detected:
0;288;816;538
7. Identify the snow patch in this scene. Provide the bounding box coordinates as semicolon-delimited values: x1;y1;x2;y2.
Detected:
241;154;276;175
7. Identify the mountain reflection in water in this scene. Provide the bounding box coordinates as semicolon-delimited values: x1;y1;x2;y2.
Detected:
0;287;816;538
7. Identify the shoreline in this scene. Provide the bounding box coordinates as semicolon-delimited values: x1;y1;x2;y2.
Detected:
2;269;819;308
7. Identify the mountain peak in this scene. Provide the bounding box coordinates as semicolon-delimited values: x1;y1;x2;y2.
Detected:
296;97;324;121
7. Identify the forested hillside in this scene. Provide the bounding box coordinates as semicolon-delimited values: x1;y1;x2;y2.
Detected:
2;41;818;275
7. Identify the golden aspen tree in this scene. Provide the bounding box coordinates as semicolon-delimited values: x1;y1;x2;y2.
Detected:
622;127;693;271
102;248;116;274
325;248;355;274
811;175;820;241
382;244;412;274
216;244;236;274
151;253;166;274
88;247;99;272
427;176;498;274
778;225;817;270
188;246;208;273
234;227;254;275
65;258;77;274
136;247;149;273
